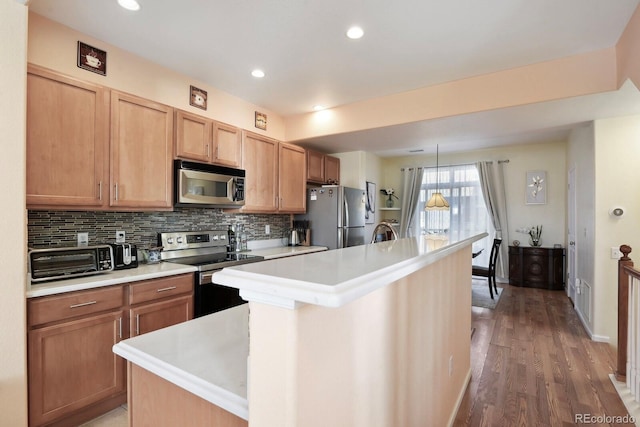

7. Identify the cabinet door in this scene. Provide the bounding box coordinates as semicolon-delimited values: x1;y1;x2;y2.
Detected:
130;295;193;337
26;65;109;209
306;150;325;183
175;110;212;162
278;142;306;213
111;91;173;209
213;122;242;168
241;131;279;212
324;155;340;185
28;311;126;426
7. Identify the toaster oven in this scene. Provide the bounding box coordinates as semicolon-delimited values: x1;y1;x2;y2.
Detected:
28;245;114;283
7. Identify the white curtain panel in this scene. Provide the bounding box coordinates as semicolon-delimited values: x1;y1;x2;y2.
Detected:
476;161;510;279
399;167;424;238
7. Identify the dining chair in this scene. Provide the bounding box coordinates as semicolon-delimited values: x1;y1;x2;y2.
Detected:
472;238;502;299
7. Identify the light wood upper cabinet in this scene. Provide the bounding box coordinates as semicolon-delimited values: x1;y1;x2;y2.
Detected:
241;131;279;213
175;110;242;168
175;110;211;162
110;91;173;209
279;142;306;213
324;155;340;185
26;65;109;209
306;148;340;185
306;149;325;183
213;121;242;168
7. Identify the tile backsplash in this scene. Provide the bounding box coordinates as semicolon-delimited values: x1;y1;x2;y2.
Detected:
28;209;291;249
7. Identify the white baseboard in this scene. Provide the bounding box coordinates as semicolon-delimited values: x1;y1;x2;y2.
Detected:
575;306;610;343
448;368;472;427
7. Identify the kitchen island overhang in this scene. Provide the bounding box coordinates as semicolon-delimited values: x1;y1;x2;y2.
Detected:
212;232;487;309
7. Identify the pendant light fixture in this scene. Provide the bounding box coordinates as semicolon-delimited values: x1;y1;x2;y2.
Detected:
425;145;450;211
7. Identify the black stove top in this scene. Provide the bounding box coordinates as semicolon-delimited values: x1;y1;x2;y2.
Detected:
164;252;264;271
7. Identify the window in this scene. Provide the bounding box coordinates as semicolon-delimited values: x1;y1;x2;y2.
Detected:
419;163;493;263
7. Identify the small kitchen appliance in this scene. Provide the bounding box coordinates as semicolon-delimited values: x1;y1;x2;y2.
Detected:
109;243;138;270
28;245;114;283
158;230;264;317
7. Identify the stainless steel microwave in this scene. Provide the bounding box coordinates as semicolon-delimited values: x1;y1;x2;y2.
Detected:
174;160;246;208
29;245;114;283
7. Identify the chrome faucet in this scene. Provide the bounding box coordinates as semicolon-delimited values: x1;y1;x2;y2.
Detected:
370;221;399;243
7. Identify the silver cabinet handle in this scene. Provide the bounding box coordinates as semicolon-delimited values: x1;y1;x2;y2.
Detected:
156;286;177;293
70;301;97;309
118;317;122;340
114;183;119;201
135;314;140;336
98;181;102;201
206;144;210;158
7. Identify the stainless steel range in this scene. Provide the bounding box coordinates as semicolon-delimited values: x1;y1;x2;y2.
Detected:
158;230;264;317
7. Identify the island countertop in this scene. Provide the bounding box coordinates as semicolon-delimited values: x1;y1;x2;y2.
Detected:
213;232;487;309
112;303;249;420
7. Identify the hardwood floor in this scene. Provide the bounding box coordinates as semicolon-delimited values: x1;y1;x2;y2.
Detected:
454;284;634;426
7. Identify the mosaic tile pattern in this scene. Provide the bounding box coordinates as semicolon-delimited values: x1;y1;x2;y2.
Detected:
28;209;291;249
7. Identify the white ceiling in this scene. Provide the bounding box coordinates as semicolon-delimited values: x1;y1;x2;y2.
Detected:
29;0;640;156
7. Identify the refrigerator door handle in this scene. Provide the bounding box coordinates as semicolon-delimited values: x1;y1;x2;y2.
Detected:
343;197;350;248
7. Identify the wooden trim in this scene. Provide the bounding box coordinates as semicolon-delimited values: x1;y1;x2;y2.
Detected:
616;244;634;381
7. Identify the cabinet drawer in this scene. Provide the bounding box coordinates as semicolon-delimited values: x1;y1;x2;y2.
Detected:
128;274;193;305
28;285;124;327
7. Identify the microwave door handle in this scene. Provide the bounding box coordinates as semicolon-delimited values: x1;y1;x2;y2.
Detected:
230;177;237;201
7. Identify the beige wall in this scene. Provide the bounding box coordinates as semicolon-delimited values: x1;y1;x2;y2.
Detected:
248;246;472;427
382;141;568;250
28;13;286;141
593;115;640;347
617;4;640;90
0;0;28;425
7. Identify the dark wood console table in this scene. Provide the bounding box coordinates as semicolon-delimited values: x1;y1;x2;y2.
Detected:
509;246;565;290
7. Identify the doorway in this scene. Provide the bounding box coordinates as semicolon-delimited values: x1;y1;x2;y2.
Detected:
567;166;577;303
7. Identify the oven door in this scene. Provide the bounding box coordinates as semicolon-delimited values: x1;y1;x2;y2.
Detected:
195;269;246;317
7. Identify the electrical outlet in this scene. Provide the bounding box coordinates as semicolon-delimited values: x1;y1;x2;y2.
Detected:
116;230;126;243
611;247;622;259
265;224;270;235
77;232;89;246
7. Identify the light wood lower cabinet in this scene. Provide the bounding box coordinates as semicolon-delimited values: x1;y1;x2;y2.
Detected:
27;274;194;427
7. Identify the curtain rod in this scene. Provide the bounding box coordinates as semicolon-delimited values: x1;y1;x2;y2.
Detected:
400;159;509;171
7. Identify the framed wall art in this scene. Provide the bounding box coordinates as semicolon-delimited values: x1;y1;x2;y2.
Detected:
365;181;376;224
255;111;267;130
190;86;208;110
77;41;106;76
525;170;547;205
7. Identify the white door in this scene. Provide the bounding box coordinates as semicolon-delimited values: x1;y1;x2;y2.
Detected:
567;166;577;302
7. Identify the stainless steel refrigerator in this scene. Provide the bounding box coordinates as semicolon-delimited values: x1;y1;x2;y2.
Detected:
295;186;366;250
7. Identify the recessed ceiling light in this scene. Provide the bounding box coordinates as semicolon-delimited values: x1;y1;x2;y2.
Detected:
251;69;265;78
346;26;364;39
117;0;140;11
313;105;326;111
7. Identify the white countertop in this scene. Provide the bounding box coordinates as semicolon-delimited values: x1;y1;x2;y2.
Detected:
213;232;487;309
26;262;197;298
112;304;249;420
249;245;327;259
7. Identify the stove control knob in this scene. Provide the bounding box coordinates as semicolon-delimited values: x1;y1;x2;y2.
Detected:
212;235;219;240
167;237;174;244
220;234;226;240
177;237;183;244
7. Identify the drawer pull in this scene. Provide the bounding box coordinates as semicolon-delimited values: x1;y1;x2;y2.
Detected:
69;301;97;309
156;286;177;293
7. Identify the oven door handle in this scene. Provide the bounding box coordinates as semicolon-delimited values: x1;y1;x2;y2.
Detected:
199;270;221;285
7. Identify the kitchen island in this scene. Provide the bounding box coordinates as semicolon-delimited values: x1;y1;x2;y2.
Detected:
113;232;486;427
